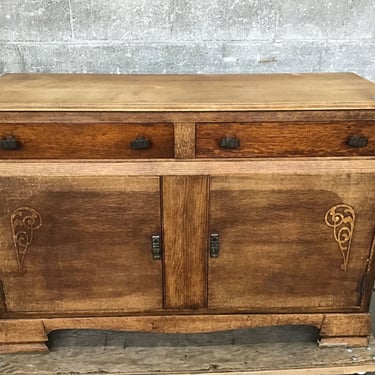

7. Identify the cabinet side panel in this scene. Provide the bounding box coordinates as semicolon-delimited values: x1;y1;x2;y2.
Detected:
162;176;208;309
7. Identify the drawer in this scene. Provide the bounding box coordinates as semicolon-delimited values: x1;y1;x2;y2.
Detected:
196;122;375;157
0;123;174;159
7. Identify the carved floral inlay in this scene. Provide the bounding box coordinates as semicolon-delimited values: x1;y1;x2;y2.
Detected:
11;207;42;273
324;204;355;272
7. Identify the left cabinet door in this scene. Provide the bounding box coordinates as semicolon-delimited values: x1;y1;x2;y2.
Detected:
0;175;163;314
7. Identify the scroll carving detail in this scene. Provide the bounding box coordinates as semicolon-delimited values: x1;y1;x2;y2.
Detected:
11;207;42;273
324;204;355;272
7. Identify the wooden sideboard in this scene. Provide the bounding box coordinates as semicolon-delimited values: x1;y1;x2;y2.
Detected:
0;73;375;353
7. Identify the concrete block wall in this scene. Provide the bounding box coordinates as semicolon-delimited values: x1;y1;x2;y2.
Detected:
0;0;374;81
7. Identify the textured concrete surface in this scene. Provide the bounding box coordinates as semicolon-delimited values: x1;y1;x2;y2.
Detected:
0;0;374;81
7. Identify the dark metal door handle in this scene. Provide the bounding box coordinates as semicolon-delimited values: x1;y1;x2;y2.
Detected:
210;233;220;258
151;235;161;260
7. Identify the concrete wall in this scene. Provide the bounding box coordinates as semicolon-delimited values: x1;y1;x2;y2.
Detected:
0;0;374;81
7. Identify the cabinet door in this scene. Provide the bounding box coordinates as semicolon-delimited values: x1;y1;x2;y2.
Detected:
0;176;162;314
208;172;375;311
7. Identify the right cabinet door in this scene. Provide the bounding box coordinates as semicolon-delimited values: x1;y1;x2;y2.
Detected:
208;171;375;311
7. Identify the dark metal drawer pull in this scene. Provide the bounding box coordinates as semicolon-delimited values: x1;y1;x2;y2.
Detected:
0;135;20;150
130;136;151;150
219;137;240;149
210;233;220;258
347;135;368;148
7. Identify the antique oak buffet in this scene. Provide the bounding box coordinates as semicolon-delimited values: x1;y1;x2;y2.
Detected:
0;73;375;353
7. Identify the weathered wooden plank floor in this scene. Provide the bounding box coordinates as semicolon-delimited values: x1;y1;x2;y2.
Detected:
1;327;375;374
1;300;375;375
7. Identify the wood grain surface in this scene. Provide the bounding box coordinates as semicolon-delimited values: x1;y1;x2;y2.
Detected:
318;336;370;347
0;312;370;337
361;229;375;312
0;158;374;176
0;123;174;159
162;176;208;309
197;122;375;157
0;176;163;314
173;122;196;158
208;173;375;311
1;110;375;124
0;73;375;111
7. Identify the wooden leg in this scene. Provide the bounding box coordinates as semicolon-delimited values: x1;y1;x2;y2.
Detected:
0;342;48;353
319;336;369;348
0;319;48;353
319;313;371;348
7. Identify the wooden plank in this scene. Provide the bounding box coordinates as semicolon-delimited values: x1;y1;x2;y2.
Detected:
0;319;47;343
228;366;375;375
361;230;375;311
0;343;48;353
162;176;208;309
1;110;375;123
22;313;366;336
0;314;339;336
0;73;375;111
319;336;369;347
0;158;375;177
174;122;196;158
320;314;371;337
42;313;326;333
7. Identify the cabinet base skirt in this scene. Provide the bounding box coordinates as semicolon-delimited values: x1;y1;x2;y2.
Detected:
0;313;371;353
0;343;49;353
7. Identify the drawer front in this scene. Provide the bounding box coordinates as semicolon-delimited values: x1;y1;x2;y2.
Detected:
196;122;375;157
0;123;174;159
